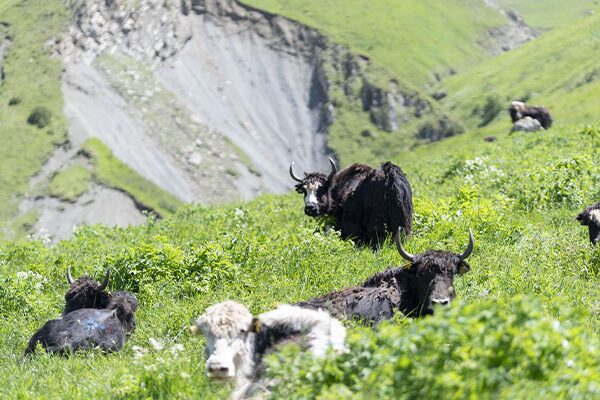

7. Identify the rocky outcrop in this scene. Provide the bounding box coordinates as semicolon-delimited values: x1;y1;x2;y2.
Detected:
481;0;537;55
511;116;544;132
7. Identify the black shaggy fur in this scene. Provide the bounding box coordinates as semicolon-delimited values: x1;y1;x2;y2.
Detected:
576;202;600;244
509;102;553;129
250;320;304;377
294;161;413;249
25;291;138;356
298;250;471;323
63;276;112;315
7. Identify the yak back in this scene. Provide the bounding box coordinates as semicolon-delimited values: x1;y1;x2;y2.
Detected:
297;286;399;324
25;308;127;355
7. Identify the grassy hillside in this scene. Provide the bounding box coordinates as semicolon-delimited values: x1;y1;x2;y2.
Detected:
438;10;600;131
245;0;505;86
1;122;598;398
497;0;599;30
0;0;70;238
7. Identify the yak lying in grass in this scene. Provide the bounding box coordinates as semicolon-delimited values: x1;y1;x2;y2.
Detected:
576;202;600;245
191;301;346;400
290;158;413;249
297;228;474;323
509;101;553;129
25;268;138;356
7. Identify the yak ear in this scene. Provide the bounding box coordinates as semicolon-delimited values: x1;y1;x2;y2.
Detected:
248;317;262;333
457;261;471;275
576;212;585;224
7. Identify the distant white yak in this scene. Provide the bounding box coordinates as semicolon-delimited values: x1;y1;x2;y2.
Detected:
190;300;346;399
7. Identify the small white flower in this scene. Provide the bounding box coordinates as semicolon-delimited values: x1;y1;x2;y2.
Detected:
566;359;575;368
149;338;163;351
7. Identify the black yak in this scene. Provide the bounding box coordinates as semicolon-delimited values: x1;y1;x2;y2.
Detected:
509;101;553;129
190;301;346;400
576;202;600;244
289;158;413;249
63;267;111;315
297;228;474;323
25;291;138;356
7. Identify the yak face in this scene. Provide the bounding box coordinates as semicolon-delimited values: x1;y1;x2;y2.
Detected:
408;251;471;313
577;203;600;245
63;268;111;315
395;228;474;313
290;158;337;216
191;301;254;381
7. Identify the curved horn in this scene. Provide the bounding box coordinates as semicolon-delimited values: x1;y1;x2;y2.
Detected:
98;268;110;290
66;266;75;285
289;162;303;183
394;227;415;262
327;157;337;181
458;228;475;262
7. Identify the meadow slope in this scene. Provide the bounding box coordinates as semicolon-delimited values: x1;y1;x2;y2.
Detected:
1;122;599;398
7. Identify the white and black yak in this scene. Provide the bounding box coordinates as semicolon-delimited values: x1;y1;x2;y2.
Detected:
24;268;138;356
509;101;553;129
190;301;346;400
289;158;413;249
576;202;600;244
297;228;474;323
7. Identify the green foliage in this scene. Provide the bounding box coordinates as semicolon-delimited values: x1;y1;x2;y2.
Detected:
46;165;91;202
81;138;182;217
267;297;600;399
476;95;503;127
8;96;22;106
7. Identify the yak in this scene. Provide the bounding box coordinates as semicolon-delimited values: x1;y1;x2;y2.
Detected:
289;158;413;249
509;101;553;129
297;228;474;323
191;301;346;400
25;268;138;356
576;202;600;244
25;291;138;356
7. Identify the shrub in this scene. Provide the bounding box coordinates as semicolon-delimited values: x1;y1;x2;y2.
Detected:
266;297;600;399
478;95;503;127
8;96;21;106
27;106;52;128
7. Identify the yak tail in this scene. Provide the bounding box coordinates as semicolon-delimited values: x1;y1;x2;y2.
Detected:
24;331;43;356
381;162;413;236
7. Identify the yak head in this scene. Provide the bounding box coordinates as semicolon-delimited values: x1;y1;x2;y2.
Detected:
190;301;255;381
63;267;111;315
576;203;600;245
289;158;337;216
109;291;139;333
395;229;474;313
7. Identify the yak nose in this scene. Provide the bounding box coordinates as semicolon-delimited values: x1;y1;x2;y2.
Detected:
305;204;318;215
431;298;451;305
207;363;230;377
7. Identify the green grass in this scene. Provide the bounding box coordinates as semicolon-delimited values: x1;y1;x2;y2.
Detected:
46;165;91;202
81;138;183;218
1;122;599;398
498;0;600;30
0;0;70;235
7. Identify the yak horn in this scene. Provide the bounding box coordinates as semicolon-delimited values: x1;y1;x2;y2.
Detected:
66;267;75;285
289;162;303;182
458;228;475;262
327;157;337;181
98;268;111;290
394;227;415;262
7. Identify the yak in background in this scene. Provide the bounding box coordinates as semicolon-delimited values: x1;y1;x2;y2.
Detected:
290;158;413;249
297;228;474;323
576;202;600;245
25;268;138;356
509;101;553;130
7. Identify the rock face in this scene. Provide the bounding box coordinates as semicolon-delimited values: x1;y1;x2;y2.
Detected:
481;0;537;55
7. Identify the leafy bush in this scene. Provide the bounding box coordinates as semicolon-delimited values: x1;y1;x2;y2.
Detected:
27;106;52;128
8;96;21;106
477;95;503;127
266;297;600;399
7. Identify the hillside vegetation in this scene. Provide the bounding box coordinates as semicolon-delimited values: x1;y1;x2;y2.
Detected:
1;122;599;398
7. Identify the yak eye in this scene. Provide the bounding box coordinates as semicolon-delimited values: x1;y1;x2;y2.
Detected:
296;187;305;194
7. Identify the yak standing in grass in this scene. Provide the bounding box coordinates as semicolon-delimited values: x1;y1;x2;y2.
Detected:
190;301;346;400
297;228;474;323
25;268;138;356
289;158;413;249
576;202;600;245
509;101;553;129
